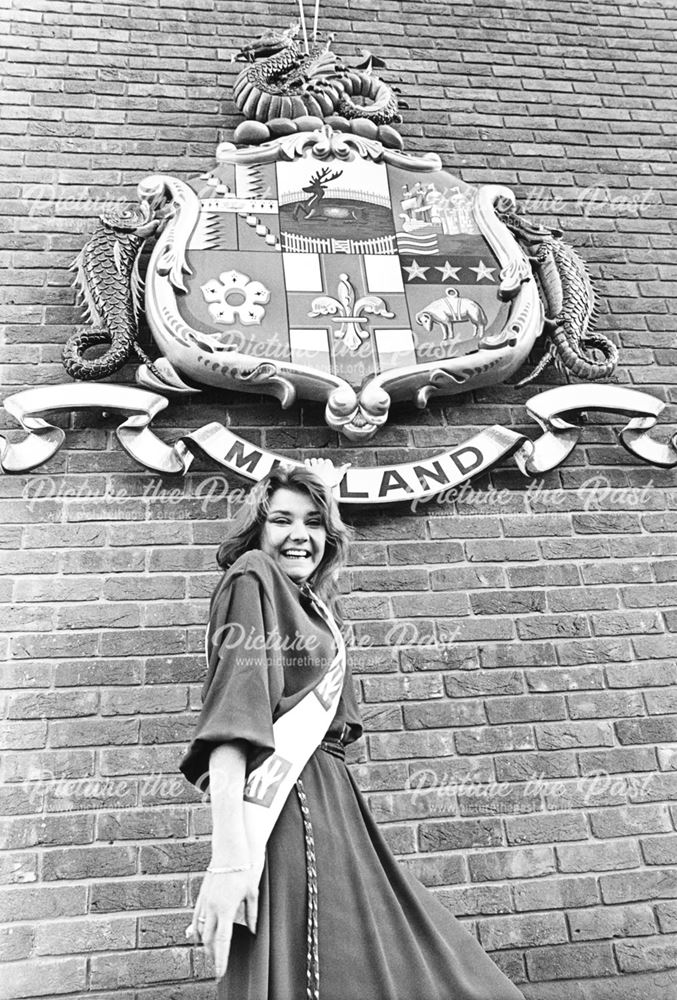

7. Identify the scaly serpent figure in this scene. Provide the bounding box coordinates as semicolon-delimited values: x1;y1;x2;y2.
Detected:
63;198;166;382
501;210;619;385
233;23;400;125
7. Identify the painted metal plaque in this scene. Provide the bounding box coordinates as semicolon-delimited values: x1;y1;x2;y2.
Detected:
140;129;542;441
5;23;668;496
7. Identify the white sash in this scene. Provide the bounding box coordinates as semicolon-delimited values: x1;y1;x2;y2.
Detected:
204;582;346;931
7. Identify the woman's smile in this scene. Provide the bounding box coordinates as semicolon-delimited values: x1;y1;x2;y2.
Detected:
260;487;327;583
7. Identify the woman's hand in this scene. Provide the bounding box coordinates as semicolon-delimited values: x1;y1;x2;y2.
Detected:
186;742;257;980
187;866;260;979
303;456;351;489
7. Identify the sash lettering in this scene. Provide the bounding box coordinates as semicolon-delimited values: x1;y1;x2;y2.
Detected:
243;753;292;807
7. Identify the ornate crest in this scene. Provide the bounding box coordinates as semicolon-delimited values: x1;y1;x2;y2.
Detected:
8;22;669;492
56;22;623;445
135;130;540;440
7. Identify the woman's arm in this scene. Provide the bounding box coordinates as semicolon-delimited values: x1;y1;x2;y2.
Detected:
209;741;250;866
187;741;261;980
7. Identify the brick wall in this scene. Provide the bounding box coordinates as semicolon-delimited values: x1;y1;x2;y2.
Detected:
2;0;676;997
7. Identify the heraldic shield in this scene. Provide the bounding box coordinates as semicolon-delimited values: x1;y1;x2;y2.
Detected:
14;24;673;483
136;128;542;441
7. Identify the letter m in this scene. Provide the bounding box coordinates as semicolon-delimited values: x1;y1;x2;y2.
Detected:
224;440;263;474
243;753;292;807
313;660;343;710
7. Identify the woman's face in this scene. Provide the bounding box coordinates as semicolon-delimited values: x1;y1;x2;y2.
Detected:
259;487;327;584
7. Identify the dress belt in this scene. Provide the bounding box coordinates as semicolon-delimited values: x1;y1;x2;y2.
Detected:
299;731;349;997
318;738;346;760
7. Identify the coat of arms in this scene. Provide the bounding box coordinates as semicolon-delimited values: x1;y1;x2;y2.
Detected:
61;23;619;444
6;20;669;493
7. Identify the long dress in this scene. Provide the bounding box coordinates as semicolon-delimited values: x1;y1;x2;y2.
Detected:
180;549;525;1000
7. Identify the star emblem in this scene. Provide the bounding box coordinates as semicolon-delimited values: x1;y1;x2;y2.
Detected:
469;260;496;282
402;259;430;281
435;261;461;282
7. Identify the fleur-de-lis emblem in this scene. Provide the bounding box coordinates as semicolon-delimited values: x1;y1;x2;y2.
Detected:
308;273;395;351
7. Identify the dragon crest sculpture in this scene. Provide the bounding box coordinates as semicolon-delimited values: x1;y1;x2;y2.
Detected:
232;23;401;127
62;20;619;416
64;197;167;382
499;209;618;384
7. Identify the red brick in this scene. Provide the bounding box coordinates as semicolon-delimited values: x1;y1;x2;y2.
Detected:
485;694;565;724
35;916;136;955
445;670;524;699
600;868;677;904
655;901;677;933
400;643;477;671
48;718;139;747
526;941;616;981
641;834;677;866
615;934;677;973
646;688;677;715
0;720;47;749
0;958;86;999
513;876;599;912
99;745;182;775
505;812;588;847
0;924;34;961
89;948;191;989
140;841;210;874
525;665;605;693
480;642;556;669
6;690;98;719
430;562;502;587
362;675;444;702
351;761;408;793
471;590;546;615
398;855;466;887
536;721;614;750
387;540;463;564
138;911;195;949
0;749;94;783
351;567;428;591
589;804;672;839
434;884;512;918
578;747;658;774
0;814;94;849
90;878;186;913
479;911;567;950
468;846;555;882
419;818;503;853
556;840;641;873
616;717;677;744
0;885;86;922
567;903;656;942
403;700;486;730
379;824;416;856
495;751;578;782
96;808;188;842
567;690;644;719
42;845;137;880
369;731;456;760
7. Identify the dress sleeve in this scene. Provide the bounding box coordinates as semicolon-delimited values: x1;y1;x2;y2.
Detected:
179;569;283;790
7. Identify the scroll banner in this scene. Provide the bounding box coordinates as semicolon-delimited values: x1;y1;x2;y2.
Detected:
1;384;675;504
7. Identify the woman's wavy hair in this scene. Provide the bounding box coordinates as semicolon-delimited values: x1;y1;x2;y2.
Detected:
216;466;352;615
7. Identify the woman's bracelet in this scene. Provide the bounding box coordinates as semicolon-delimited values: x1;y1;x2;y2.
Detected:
207;862;253;874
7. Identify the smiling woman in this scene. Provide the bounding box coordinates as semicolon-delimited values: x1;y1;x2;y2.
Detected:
178;463;526;1000
259;487;327;584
